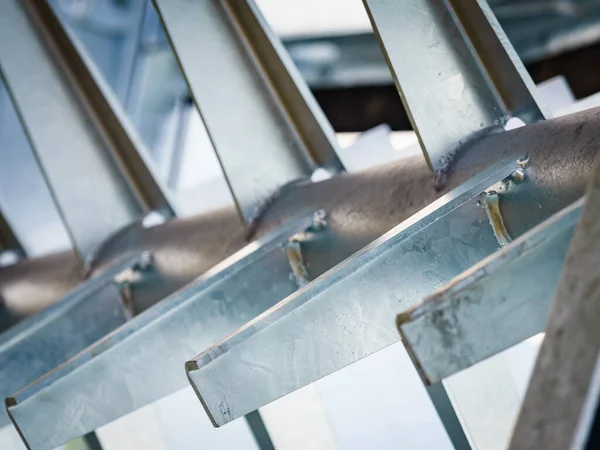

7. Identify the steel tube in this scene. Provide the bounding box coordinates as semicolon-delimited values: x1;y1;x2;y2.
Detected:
0;0;176;259
1;107;599;327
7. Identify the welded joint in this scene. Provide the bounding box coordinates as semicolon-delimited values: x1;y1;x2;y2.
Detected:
244;177;312;241
114;251;154;318
284;210;327;288
433;123;506;190
479;157;529;247
82;211;168;279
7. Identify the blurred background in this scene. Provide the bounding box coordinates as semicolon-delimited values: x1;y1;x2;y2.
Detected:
1;0;599;449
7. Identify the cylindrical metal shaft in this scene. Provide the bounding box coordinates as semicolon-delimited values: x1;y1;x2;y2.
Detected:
1;107;599;326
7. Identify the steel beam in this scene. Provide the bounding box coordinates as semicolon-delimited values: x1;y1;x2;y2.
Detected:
6;212;326;450
0;0;176;260
398;198;582;385
363;0;548;176
0;252;148;428
152;0;344;222
509;163;600;447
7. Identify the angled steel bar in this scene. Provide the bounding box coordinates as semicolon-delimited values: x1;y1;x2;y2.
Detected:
186;151;589;427
0;0;176;260
152;0;344;222
6;212;326;450
363;0;548;175
398;198;583;385
509;165;600;447
0;252;148;428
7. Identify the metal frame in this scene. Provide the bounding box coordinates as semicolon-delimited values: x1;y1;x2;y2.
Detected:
1;102;598;448
0;252;148;427
2;0;600;448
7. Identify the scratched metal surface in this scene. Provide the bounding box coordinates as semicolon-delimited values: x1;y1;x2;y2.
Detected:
509;154;600;448
399;198;582;384
0;106;598;446
0;253;147;427
6;213;321;450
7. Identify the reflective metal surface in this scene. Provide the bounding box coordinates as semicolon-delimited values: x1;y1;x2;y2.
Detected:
152;0;344;222
0;0;176;259
399;198;582;385
0;252;147;427
363;0;548;175
509;159;600;448
6;213;324;450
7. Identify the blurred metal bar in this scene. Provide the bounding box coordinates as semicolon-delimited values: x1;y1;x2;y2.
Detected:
6;212;325;450
399;198;582;385
509;162;600;448
363;0;548;176
0;0;176;260
0;211;23;257
245;411;275;450
425;383;471;450
0;252;148;428
152;0;344;222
